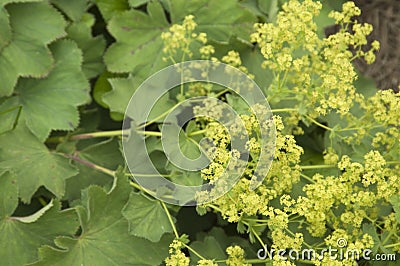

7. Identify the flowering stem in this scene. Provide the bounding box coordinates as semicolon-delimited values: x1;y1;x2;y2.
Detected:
251;227;266;249
137;102;181;129
242;220;266;249
384;242;400;248
305;115;332;131
161;201;180;239
336;125;383;132
285;228;313;249
182;243;207;261
271;108;298;113
136;130;162;137
244;218;269;224
188;129;207;136
300;164;336;170
382;231;394;246
300;173;315;183
207;204;223;213
47;130;126;143
214;88;230;98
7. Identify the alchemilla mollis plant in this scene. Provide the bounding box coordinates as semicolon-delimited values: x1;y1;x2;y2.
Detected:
0;0;398;265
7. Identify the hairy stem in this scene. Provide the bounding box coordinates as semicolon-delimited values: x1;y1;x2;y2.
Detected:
64;153;115;177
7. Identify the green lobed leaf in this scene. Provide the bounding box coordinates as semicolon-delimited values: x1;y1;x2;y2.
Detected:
31;170;172;266
257;0;278;21
190;227;255;264
0;124;78;202
0;171;18;219
167;164;203;186
63;138;122;202
165;0;256;43
390;195;400;223
66;13;106;79
104;1;168;74
93;0;129;21
122;192;174;242
0;105;21;135
0;7;11;50
0;2;66;97
128;0;150;8
191;236;227;263
362;223;381;254
103;0;256;115
0;40;90;142
105;0;256;73
93;71;124;108
102;76;141;115
51;0;88;21
102;75;175;118
0;197;79;266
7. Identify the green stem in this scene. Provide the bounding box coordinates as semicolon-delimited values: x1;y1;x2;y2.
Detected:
271;108;298;113
137;102;181;129
384;242;400;248
136;130;162;137
242;220;266;249
129;181;175;200
336;125;383;132
207;204;223;213
243;218;269;224
285;228;312;249
214;88;230;98
161;201;179;239
305;115;332;131
382;231;394;246
300;173;315;183
72;130;125;140
252;227;266;249
364;216;384;231
38;197;47;207
65;153;115;177
188;129;207;137
125;173;172;178
47;130;126;143
300;164;336;170
183;243;207;260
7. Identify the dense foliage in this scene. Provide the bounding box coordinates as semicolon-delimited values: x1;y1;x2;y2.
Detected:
0;0;398;265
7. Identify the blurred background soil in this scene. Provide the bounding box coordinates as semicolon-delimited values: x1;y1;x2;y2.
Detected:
353;0;400;92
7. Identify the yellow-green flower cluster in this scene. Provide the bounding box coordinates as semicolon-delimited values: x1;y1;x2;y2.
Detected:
221;50;253;78
286;150;400;238
271;229;303;250
200;115;303;223
329;1;360;24
251;0;379;120
161;15;209;62
165;239;190;266
159;2;398;265
362;90;400;151
225;246;250;266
